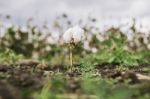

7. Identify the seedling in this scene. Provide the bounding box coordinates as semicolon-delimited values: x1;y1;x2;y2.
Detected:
63;26;85;72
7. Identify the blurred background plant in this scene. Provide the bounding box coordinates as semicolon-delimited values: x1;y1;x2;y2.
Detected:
0;48;24;64
0;14;150;65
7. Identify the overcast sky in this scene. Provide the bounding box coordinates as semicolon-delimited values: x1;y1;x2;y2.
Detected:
0;0;150;24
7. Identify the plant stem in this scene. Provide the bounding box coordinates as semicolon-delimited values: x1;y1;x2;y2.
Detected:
69;45;73;72
68;38;74;72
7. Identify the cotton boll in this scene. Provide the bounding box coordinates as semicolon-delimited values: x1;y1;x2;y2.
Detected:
123;46;129;51
126;30;134;41
143;36;148;44
13;25;19;32
47;36;54;44
86;33;93;41
72;26;85;43
0;27;6;37
63;28;73;43
83;40;91;51
135;39;141;47
15;32;21;40
21;26;28;33
28;30;33;43
91;47;98;53
63;26;85;43
96;33;105;42
45;46;51;51
47;32;60;45
147;44;150;50
33;27;40;33
52;32;60;44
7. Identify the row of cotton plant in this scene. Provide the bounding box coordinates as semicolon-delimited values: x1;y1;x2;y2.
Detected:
0;15;150;61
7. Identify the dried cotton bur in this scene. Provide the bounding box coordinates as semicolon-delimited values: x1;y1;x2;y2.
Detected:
63;25;85;72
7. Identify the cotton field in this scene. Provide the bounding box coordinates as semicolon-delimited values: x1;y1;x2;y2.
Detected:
0;13;150;99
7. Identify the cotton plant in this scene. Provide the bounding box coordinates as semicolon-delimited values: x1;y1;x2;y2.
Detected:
63;25;85;72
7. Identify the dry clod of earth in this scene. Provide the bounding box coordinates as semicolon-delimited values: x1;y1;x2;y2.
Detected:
0;81;22;99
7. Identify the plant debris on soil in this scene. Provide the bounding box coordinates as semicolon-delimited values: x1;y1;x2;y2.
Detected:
0;60;150;99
